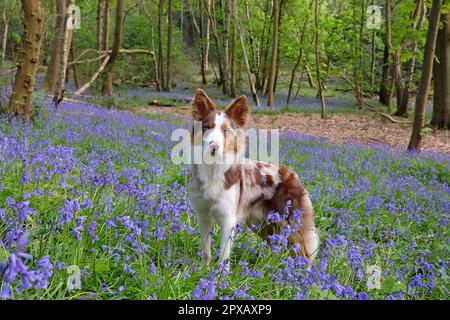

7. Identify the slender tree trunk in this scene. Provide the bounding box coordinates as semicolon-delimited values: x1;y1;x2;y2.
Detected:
44;0;67;93
199;0;207;84
380;0;392;106
392;50;404;114
102;0;124;96
97;0;105;66
165;0;172;91
70;36;79;89
370;0;376;91
1;9;9;63
400;0;426;117
53;0;75;107
8;0;43;119
256;0;271;92
287;9;310;104
204;0;224;86
431;7;450;128
150;16;161;91
158;0;165;88
267;0;279;106
104;0;111;50
230;6;237;98
314;0;325;118
222;0;231;95
356;0;365;106
398;42;418;117
204;0;210;72
408;0;442;151
235;0;259;105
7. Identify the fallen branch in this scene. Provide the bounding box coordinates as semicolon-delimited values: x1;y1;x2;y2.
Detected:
340;73;371;98
69;48;154;66
74;55;110;96
361;100;413;124
68;54;108;66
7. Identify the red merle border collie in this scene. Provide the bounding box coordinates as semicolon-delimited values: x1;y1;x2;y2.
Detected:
188;89;319;267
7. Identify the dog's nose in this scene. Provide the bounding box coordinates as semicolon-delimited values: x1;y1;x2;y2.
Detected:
209;141;220;154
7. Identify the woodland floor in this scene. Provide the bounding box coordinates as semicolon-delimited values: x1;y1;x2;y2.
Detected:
138;105;450;154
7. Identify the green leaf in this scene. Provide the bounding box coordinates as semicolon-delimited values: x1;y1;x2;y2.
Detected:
95;263;110;273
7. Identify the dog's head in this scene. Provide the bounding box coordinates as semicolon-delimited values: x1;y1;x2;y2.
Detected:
192;89;248;162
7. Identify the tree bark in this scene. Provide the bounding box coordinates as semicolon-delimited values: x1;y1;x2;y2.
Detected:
102;0;124;96
1;8;9;63
104;0;111;51
158;0;164;88
287;8;310;104
164;0;172;91
267;0;279;106
379;0;392;106
431;7;450;129
44;0;67;93
97;0;105;58
199;0;207;84
8;0;43;119
53;0;74;107
69;36;79;89
222;0;231;95
230;2;237;98
235;0;259;105
408;0;442;151
314;0;325;118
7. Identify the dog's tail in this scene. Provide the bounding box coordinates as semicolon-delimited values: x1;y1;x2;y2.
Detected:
299;192;320;261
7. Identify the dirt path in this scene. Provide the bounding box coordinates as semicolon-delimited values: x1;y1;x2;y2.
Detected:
137;105;450;155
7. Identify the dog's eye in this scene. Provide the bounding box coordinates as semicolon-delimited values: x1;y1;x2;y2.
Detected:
223;128;233;134
202;124;209;131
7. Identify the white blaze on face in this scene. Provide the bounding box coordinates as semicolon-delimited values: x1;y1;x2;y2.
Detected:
203;112;226;158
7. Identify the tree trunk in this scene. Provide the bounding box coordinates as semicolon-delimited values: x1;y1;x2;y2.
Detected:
158;0;164;88
150;16;161;91
401;0;426;117
431;7;450;129
408;0;442;151
204;0;224;86
53;0;75;107
230;4;237;98
199;0;207;85
165;0;172;91
8;0;43;119
222;0;231;95
204;0;210;72
1;9;9;63
267;0;279;106
104;0;111;50
370;0;376;91
392;50;404;114
70;36;80;89
379;0;392;106
44;0;67;93
287;9;310;104
97;0;105;59
235;0;259;105
314;0;325;118
256;0;271;92
102;0;124;96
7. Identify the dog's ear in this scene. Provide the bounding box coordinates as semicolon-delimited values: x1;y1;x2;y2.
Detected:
225;95;249;127
193;89;215;120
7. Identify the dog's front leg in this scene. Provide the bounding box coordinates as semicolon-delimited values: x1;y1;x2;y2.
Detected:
217;214;237;268
198;213;213;265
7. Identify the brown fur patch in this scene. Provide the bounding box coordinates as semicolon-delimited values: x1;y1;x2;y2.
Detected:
224;165;242;189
